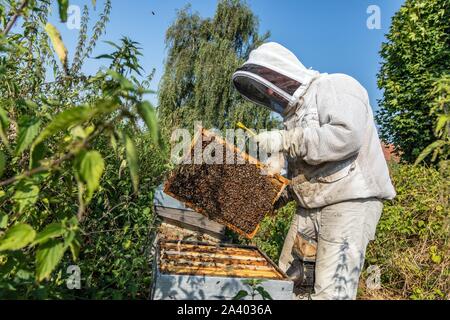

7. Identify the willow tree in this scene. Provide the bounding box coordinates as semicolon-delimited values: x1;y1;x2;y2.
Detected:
158;0;278;134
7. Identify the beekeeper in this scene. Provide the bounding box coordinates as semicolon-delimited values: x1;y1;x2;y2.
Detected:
232;42;396;300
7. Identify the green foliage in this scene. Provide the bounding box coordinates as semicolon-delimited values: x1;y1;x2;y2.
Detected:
123;133;139;193
0;150;5;177
249;202;296;262
75;150;105;203
0;0;165;299
137;101;159;146
233;279;273;300
57;0;69;23
415;75;450;166
361;164;449;300
158;0;279;135
67;133;168;299
36;239;65;282
248;164;449;300
15;116;40;156
12;180;40;214
376;0;450;163
0;223;35;251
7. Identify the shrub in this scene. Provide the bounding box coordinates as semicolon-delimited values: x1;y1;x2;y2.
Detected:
361;163;449;300
248;164;449;300
250;202;295;262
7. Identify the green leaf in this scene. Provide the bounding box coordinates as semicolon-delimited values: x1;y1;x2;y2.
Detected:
137;101;160;146
12;180;40;214
431;254;442;264
124;134;139;192
45;23;68;70
57;0;69;22
15;117;41;156
77;150;105;202
232;290;248;300
0;107;10;149
0;223;36;251
0;150;6;178
32;106;91;148
415;140;446;165
94;54;114;60
0;212;7;229
435;114;449;136
30;143;47;169
69;237;81;261
93;98;119;114
110;133;117;153
106;70;135;90
33;223;65;245
32;100;118;151
0;107;9;129
256;286;273;300
36;240;65;282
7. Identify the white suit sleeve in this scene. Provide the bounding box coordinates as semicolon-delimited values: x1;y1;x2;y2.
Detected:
283;79;368;165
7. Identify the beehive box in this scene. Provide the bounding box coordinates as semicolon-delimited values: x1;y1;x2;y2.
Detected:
164;129;290;239
154;184;225;242
151;240;293;300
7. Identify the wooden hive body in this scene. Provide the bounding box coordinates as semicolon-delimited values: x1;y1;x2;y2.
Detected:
154;185;225;242
151;240;293;300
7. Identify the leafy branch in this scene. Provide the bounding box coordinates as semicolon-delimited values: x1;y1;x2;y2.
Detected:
2;0;29;36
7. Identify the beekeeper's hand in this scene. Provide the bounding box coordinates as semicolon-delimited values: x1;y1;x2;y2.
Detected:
264;152;285;175
253;130;284;154
254;128;305;158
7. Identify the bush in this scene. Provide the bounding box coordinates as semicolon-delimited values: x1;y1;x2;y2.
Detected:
249;202;295;262
63;134;168;299
248;164;449;300
361;163;449;300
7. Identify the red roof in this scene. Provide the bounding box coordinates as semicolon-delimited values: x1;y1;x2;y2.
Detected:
381;143;400;162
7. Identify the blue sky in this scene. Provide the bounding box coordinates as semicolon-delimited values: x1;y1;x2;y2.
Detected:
47;0;405;111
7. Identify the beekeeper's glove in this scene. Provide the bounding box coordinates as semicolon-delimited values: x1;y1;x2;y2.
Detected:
264;152;285;175
254;130;284;154
254;128;304;158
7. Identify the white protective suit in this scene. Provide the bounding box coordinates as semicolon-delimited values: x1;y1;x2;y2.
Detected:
232;42;396;300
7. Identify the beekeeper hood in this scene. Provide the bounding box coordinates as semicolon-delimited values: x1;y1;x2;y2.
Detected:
232;42;319;116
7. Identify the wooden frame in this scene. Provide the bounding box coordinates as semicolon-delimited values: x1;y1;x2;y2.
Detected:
164;128;290;239
151;240;293;300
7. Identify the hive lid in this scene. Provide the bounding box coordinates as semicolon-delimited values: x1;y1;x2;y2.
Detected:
164;129;290;239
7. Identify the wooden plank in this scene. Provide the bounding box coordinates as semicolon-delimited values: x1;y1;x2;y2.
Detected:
159;241;287;275
160;255;270;267
156;207;225;235
161;251;266;262
161;260;277;272
160;243;262;257
160;265;284;280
